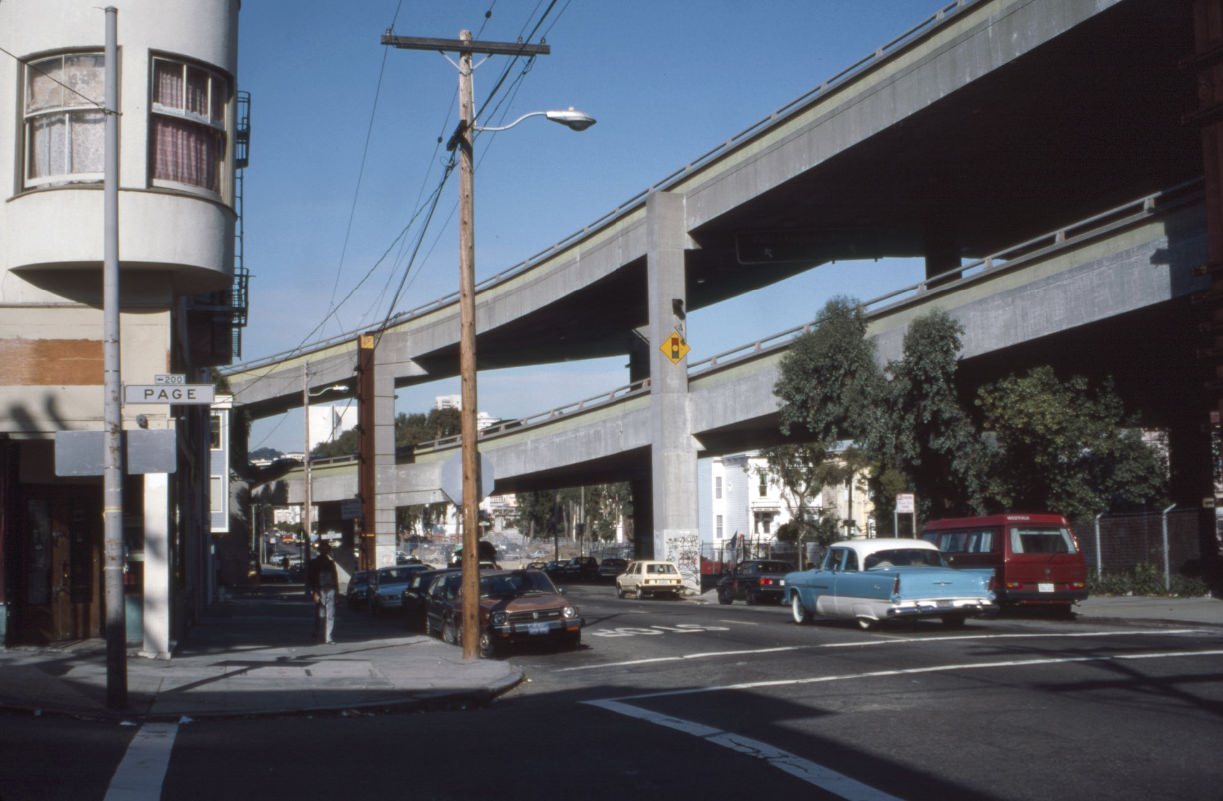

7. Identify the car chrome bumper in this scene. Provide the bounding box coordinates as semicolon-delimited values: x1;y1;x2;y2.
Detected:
886;599;998;619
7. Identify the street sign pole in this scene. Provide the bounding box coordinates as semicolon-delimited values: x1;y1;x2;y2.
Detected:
101;6;126;711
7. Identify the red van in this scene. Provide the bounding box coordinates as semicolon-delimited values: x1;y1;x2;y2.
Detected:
921;513;1088;613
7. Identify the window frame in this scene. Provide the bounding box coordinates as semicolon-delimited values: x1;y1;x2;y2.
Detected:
22;51;106;189
148;54;230;197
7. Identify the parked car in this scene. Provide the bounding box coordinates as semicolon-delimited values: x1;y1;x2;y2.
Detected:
716;559;791;605
424;569;582;657
401;567;458;631
345;570;372;609
921;513;1088;615
552;556;599;580
573;556;600;579
616;560;684;599
597;558;628;580
783;538;996;630
370;564;431;614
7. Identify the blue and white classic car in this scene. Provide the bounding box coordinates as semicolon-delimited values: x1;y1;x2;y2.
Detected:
783;538;996;630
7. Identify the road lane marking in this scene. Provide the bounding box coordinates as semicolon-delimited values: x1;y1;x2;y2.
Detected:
587;699;903;801
555;628;1208;672
613;648;1223;700
588;623;730;639
586;647;1223;801
104;722;178;801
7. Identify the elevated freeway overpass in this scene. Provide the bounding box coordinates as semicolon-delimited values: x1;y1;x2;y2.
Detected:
257;184;1208;543
232;0;1220;575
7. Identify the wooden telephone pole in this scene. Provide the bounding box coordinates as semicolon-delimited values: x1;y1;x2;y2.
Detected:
381;29;549;659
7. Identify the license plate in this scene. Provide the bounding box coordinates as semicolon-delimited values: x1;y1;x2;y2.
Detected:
527;622;550;635
1038;582;1055;593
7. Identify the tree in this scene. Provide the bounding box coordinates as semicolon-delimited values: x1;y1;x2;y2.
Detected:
976;366;1167;520
868;309;988;522
775;297;882;447
514;490;559;540
770;297;883;537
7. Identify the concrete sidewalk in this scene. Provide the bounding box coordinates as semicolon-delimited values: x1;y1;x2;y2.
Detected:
0;583;522;722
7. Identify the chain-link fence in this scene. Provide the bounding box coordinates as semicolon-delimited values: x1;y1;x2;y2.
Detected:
1073;509;1210;584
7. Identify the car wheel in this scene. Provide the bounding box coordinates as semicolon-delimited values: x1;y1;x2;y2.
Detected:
615;583;626;599
442;617;458;645
856;617;877;631
717;589;732;605
940;614;968;629
745;591;758;606
635;586;644;600
790;594;810;624
566;632;582;650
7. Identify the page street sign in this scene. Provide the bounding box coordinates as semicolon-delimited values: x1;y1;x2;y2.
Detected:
124;384;216;405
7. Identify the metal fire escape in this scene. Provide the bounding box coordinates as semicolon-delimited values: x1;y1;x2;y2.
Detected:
185;90;252;366
230;89;251;359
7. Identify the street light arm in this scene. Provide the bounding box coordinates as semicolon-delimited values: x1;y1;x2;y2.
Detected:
473;107;596;133
307;383;349;398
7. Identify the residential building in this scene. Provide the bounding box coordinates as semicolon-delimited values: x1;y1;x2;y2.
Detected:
698;451;874;560
0;0;246;654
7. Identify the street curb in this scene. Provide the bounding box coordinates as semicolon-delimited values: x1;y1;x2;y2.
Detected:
0;667;527;724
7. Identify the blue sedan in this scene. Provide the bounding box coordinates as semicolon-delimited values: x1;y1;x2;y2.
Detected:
783;538;996;630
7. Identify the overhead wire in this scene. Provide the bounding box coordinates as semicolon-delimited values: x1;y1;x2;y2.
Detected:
247;0;566;441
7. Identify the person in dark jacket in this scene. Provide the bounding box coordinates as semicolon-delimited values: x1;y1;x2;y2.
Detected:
306;541;339;644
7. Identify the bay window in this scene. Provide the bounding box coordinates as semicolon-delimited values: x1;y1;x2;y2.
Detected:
24;52;105;186
150;57;229;194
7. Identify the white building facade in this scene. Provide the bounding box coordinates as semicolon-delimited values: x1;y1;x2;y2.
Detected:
698;452;874;561
0;0;245;654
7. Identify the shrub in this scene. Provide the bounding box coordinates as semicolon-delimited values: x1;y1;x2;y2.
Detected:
1088;563;1210;597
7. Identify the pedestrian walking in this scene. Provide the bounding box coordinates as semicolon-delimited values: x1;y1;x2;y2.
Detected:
306;540;338;644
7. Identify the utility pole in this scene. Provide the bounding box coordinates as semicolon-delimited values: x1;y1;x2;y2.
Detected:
382;28;549;660
102;5;126;710
302;363;312;592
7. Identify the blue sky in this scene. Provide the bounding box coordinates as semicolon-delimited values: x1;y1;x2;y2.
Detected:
239;1;946;452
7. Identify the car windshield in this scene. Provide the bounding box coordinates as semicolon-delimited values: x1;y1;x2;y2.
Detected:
480;571;558;598
751;562;788;573
646;563;677;574
863;549;947;569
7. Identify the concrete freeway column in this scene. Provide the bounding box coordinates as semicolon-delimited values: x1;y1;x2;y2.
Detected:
359;333;402;568
645;190;700;565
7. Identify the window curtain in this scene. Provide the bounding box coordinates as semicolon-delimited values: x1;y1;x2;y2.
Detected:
152;61;223;192
152;116;220;191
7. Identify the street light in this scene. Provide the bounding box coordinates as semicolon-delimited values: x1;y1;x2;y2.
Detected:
473;107;597;133
302;364;348;577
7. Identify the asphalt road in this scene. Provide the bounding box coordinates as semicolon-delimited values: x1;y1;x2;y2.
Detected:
2;583;1221;801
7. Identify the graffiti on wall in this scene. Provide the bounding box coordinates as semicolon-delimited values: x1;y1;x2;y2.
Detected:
662;529;701;592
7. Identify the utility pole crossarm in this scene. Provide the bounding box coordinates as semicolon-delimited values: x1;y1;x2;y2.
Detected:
380;32;550;57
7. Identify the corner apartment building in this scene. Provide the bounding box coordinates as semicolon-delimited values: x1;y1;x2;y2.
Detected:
0;0;246;655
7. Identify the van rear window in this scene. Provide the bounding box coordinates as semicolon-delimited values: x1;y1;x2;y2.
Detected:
927;528;998;554
1010;527;1077;554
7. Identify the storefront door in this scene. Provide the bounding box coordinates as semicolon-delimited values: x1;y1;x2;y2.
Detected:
19;485;101;643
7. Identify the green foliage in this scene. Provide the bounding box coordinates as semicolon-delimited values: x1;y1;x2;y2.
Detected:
869;310;987;520
1088;563;1209;597
513;484;631;543
976;367;1167;520
775;297;881;446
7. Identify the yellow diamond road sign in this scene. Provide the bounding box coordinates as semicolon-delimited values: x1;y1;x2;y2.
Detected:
661;331;690;365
